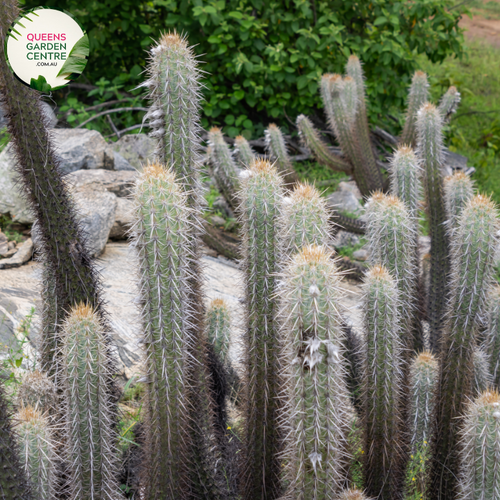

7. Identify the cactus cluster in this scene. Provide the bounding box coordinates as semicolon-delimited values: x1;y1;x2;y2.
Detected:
2;11;500;500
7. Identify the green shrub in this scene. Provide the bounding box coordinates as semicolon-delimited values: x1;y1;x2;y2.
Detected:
21;0;466;138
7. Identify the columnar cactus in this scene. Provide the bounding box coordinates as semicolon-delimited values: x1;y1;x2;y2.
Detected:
15;406;57;500
60;303;121;500
208;127;240;210
234;135;256;168
365;194;421;352
279;245;352;499
457;390;500;499
0;0;109;381
279;182;333;261
239;159;284;499
417;102;450;353
143;32;203;209
16;370;57;414
430;195;500;500
485;286;500;388
362;265;404;500
0;381;33;499
399;71;429;147
132;164;221;498
472;349;493;396
439;86;461;123
296;114;352;173
265;123;299;186
409;351;438;453
389;146;422;221
345;55;384;191
444;171;474;235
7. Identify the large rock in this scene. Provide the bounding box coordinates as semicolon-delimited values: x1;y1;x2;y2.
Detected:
113;151;135;171
66;169;138;198
327;180;363;215
0;144;33;223
109;198;134;240
71;189;117;257
50;129;115;174
113;134;155;170
0;239;33;269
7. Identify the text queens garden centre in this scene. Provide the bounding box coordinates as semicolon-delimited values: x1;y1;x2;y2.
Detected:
26;33;67;64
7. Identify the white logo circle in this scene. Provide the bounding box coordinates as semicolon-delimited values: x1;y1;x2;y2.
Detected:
5;8;89;91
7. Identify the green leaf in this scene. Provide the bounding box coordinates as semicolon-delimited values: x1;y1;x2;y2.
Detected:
56;34;89;78
374;16;387;26
30;75;52;92
139;24;153;34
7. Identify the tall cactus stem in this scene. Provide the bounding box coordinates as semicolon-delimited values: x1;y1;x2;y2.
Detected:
438;86;461;123
296;114;352;173
417;102;450;354
485;286;500;388
280;182;333;262
400;71;429;147
409;351;438;453
60;303;121;499
444;171;474;235
15;407;57;500
279;245;352;499
239;159;284;499
472;349;493;396
208;127;240;210
0;379;33;499
234;135;256;168
457;390;500;499
265;123;299;187
430;194;500;500
0;0;109;382
362;265;404;499
345;56;384;191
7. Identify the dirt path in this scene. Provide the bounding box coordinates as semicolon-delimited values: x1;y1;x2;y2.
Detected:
459;1;500;48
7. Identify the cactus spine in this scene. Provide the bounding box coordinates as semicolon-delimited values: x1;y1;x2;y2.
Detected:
208;127;240;210
430;195;500;500
444;171;474;234
400;71;429;148
265;123;299;187
60;303;120;500
457;390;500;499
296;114;352;174
239;159;284;499
234;135;256;168
338;489;373;500
0;0;109;380
365;194;421;352
15;407;57;500
417;102;450;354
280;183;333;261
439;86;461;123
485;286;500;388
362;265;404;499
345;55;384;191
279;245;352;499
409;352;438;453
0;380;33;499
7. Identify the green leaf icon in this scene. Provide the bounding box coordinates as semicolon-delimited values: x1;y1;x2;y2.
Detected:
30;74;53;92
56;33;89;79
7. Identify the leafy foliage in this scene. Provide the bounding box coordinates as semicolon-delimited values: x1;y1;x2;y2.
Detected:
21;0;466;138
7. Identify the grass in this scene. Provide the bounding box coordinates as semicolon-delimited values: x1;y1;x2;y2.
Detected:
0;215;25;243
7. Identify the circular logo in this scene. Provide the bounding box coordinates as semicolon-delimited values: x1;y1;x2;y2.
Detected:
4;7;89;92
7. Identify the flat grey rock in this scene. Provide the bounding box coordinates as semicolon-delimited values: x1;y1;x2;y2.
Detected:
66;169;138;198
50;128;115;174
327;183;363;215
113;134;155;170
0;239;33;269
